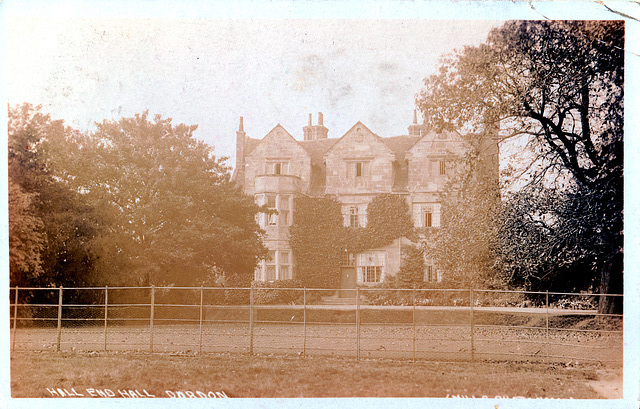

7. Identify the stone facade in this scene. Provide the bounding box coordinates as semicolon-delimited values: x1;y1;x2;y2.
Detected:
232;112;496;286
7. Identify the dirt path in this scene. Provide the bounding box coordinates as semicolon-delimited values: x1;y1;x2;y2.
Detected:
588;367;623;398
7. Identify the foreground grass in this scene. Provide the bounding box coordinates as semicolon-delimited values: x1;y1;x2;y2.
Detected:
11;351;617;398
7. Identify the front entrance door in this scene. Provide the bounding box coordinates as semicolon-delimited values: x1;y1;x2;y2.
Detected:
340;267;357;298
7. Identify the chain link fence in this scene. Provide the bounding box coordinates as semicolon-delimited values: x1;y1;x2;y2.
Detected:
10;286;622;364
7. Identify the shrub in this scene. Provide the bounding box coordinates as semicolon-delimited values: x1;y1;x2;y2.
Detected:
251;280;304;305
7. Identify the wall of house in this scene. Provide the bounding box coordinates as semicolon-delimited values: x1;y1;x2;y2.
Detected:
406;131;463;193
243;126;312;196
324;125;396;196
238;117;496;284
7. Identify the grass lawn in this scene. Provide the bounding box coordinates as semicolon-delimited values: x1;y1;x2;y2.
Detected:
10;351;620;398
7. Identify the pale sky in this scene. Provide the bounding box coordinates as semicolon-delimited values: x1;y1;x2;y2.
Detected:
8;18;503;168
7;1;638;173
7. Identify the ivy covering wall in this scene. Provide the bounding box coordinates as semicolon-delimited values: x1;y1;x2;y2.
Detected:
289;194;415;288
289;195;344;288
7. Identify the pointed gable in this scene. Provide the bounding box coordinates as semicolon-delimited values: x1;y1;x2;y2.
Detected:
249;124;309;158
406;129;468;192
243;124;312;195
324;122;397;195
407;129;465;158
323;121;394;160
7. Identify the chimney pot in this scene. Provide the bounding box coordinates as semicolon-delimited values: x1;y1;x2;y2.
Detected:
308;113;312;126
413;110;418;124
239;116;244;132
318;112;324;126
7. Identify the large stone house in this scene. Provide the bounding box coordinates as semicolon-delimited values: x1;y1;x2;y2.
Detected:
232;112;496;290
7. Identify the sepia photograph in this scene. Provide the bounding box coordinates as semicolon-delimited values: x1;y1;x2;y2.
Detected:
3;0;638;406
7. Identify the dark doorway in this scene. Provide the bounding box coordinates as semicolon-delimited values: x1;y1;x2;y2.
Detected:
340;267;357;298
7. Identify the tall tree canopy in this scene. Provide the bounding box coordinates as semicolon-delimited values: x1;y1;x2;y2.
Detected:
45;111;267;286
8;104;101;288
417;21;623;312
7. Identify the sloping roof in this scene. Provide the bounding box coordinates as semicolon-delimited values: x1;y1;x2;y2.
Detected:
245;137;261;155
322;121;396;159
382;135;422;161
246;123;425;164
298;138;339;165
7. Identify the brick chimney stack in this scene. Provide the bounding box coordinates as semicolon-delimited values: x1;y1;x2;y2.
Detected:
303;112;328;140
303;113;313;140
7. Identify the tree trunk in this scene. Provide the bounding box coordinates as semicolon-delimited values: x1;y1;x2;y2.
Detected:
598;252;623;315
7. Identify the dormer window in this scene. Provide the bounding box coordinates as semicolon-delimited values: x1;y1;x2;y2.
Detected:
439;160;446;175
356;162;363;177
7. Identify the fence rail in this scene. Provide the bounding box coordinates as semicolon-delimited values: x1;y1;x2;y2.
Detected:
9;286;623;364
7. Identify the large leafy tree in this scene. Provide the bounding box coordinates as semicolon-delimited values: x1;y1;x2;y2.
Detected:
417;21;623;312
427;148;501;289
48;112;267;286
8;104;101;289
8;176;45;283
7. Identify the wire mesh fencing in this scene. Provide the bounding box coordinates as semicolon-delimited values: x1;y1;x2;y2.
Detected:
10;286;623;364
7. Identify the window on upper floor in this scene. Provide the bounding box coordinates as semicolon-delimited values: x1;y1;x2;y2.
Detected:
267;194;278;225
256;193;293;228
414;203;441;228
424;208;433;228
346;161;369;179
266;161;289;175
439;160;446;175
343;205;366;228
279;195;290;226
350;206;359;228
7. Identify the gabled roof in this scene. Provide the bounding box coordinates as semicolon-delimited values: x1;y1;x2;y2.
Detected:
323;121;395;158
244;122;433;164
245;137;261;155
245;124;309;158
407;129;464;155
382;135;422;161
299;138;338;165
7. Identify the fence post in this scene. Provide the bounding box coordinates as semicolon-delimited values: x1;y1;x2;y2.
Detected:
104;286;108;351
470;289;474;361
12;287;18;352
249;287;254;355
57;286;63;352
199;286;204;354
303;287;307;357
545;290;549;362
150;286;155;353
412;288;416;363
356;287;360;361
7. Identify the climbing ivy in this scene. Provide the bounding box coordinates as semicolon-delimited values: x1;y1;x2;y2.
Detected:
289;195;344;288
289;194;416;287
366;194;417;248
